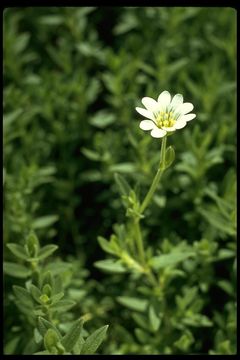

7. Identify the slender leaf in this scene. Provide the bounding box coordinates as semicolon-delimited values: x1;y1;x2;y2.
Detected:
97;236;118;255
6;243;28;260
50;300;76;312
32;215;59;229
38;245;58;260
4;262;31;278
94;259;127;274
114;173;131;196
150;252;195;270
81;325;108;354
61;318;84;352
13;286;33;307
37;317;62;338
117;296;148;312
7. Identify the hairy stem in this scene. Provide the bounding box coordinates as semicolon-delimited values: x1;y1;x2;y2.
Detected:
133;219;159;286
140;136;167;214
133;219;145;264
132;136;168;284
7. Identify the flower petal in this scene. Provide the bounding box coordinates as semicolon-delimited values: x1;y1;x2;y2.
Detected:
176;102;194;115
150;125;167;138
135;107;155;121
157;91;171;110
175;120;187;129
139;120;155;130
170;93;183;109
182;113;196;122
161;126;176;132
141;97;158;112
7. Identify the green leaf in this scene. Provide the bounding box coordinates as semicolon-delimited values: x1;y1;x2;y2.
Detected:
198;207;235;236
81;148;101;161
216;249;235;260
39;15;64;25
61;318;84;352
81;325;108;354
148;305;161;332
42;284;52;297
132;313;149;331
134;328;150;344
3;109;23;129
73;337;85;355
50;292;65;304
42;271;53;288
174;331;194;351
218;280;234;296
44;261;72;275
176;287;198;310
32;215;59;229
34;328;43;344
4;336;20;354
183;314;213;327
6;243;28;260
38;317;62;338
26;232;39;257
150;252;195;270
97;236;118;255
89;111;115;128
94;259;127;274
14;33;30;54
114;13;138;35
217;340;232;354
109;163;137;174
50;300;76;312
116;296;148;312
114;173;131;196
52;275;63;294
34;350;50;355
165;146;175;168
29;284;42;303
13;286;33;307
68;289;86;301
38;245;58;260
44;329;60;353
3;262;31;278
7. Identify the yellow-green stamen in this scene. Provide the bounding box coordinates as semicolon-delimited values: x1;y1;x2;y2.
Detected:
155;111;176;128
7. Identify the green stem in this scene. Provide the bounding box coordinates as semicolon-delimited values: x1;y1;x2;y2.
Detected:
146;268;159;288
133;219;159;287
140;136;167;214
133;219;145;264
131;136;168;284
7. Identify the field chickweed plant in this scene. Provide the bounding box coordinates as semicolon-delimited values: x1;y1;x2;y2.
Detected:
4;7;236;355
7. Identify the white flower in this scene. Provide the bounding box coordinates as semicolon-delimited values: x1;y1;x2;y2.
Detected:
136;90;196;138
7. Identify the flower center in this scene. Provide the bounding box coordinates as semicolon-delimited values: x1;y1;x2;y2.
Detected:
155;111;176;128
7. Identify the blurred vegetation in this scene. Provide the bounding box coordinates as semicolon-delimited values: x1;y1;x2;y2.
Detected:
3;6;236;355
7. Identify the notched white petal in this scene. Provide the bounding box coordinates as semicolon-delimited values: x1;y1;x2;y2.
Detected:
135;107;155;121
141;97;158;111
150;126;167;138
177;102;194;115
161;126;176;132
182;113;196;122
175;120;187;129
139;120;155;130
170;93;183;109
157;91;171;109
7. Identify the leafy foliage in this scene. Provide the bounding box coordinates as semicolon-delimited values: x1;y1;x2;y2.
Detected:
3;6;236;355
